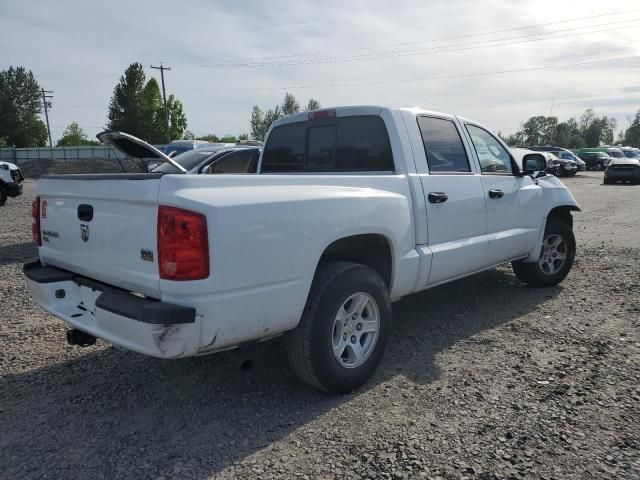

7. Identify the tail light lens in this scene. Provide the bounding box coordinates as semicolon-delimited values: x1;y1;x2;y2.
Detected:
157;206;209;280
32;196;42;246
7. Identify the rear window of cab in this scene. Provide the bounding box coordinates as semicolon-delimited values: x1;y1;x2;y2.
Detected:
261;115;394;173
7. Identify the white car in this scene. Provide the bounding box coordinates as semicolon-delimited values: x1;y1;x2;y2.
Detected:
24;106;580;393
0;160;24;206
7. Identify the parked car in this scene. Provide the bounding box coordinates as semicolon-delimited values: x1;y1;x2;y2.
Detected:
526;146;579;175
604;156;640;184
0;160;24;206
151;145;260;174
510;148;566;176
163;140;221;158
578;151;613;171
24;106;580;393
620;146;640;159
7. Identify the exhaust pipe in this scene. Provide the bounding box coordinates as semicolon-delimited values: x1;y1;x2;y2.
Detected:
66;329;97;347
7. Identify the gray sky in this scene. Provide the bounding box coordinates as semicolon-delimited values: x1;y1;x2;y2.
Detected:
1;0;639;142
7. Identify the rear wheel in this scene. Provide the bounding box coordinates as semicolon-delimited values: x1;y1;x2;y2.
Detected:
0;186;7;206
594;162;603;171
286;261;391;393
512;218;575;287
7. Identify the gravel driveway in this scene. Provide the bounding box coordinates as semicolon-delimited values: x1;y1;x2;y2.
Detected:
1;173;638;479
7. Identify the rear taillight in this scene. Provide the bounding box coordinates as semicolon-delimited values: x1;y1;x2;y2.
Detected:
157;206;209;280
32;196;41;246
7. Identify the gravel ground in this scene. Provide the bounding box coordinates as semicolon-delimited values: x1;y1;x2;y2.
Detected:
1;172;639;479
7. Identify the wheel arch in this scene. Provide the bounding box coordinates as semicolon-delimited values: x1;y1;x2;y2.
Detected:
547;204;580;229
314;233;394;291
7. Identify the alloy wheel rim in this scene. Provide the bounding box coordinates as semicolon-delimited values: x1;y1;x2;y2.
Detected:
331;292;380;369
538;233;568;275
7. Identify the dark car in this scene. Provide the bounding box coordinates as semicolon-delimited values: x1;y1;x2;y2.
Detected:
152;146;261;174
527;146;579;175
579;152;613;171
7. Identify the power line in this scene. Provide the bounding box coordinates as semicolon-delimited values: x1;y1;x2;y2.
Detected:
172;55;640;92
174;9;640;67
177;19;640;68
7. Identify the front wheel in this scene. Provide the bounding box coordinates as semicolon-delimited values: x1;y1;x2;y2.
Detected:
286;261;391;393
594;163;603;171
512;218;576;287
0;187;7;206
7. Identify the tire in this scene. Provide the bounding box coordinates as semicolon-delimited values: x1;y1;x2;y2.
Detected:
594;163;603;171
0;187;7;206
603;177;613;185
512;218;576;287
286;261;392;393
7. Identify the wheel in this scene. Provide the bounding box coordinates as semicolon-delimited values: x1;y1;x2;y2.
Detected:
603;177;613;185
0;187;7;206
594;163;603;171
512;218;575;287
286;261;391;393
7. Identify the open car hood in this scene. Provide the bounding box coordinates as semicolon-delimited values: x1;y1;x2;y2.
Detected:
97;131;187;173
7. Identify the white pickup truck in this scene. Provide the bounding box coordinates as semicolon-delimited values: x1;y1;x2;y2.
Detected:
24;106;579;393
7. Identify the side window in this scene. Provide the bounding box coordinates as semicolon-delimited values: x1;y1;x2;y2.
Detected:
335;116;394;171
262;115;394;173
417;116;470;173
261;123;306;172
307;125;336;171
209;150;257;174
466;124;513;174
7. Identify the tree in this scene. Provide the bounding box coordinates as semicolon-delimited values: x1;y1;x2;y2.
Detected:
183;130;195;140
56;121;100;146
107;63;148;139
219;135;237;143
238;133;249;141
249;93;322;141
304;98;321;111
0;66;48;147
167;94;187;140
281;92;300;115
140;78;164;143
196;133;220;142
107;63;188;143
623;109;640;146
250;106;266;141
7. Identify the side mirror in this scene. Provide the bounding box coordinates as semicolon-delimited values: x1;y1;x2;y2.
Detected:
522;153;547;177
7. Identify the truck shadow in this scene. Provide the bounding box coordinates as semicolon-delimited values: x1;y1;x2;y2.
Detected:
0;241;36;266
0;267;561;479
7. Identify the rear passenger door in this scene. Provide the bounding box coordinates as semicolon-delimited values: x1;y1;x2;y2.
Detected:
412;115;489;286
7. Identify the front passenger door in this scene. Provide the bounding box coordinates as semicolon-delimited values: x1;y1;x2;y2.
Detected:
464;124;544;265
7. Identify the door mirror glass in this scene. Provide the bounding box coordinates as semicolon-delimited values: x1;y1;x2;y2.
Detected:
522;153;547;174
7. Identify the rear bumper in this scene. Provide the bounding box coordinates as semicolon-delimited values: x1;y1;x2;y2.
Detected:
605;168;640;182
23;261;200;358
6;182;23;197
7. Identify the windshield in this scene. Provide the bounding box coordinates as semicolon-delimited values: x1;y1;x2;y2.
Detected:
623;150;639;158
608;150;624;158
152;148;220;173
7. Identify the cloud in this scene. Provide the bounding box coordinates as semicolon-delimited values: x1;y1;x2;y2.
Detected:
1;0;639;140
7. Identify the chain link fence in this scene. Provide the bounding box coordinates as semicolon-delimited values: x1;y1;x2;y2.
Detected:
0;145;167;178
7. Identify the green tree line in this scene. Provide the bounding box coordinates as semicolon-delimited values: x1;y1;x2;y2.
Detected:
500;107;640;148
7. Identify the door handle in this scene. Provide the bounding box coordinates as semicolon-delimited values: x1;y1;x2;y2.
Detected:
428;192;448;204
488;189;504;199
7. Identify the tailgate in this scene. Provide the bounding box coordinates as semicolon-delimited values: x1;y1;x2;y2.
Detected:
37;174;162;298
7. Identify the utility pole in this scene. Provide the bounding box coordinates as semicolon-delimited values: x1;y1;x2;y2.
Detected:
150;63;171;143
549;97;555;117
41;88;53;148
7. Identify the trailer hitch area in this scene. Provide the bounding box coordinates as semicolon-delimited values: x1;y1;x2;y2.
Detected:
66;329;97;347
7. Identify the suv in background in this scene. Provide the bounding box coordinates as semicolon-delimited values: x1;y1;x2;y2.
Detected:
527;146;581;175
0;160;24;206
620;147;640;159
579;151;612;171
